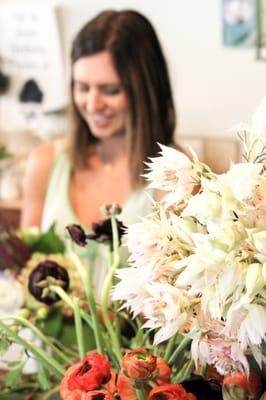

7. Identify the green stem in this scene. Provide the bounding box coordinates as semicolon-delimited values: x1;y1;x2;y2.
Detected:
168;336;191;366
164;334;177;362
68;251;104;353
0;321;65;378
199;362;208;377
136;388;146;400
100;215;122;360
172;357;194;383
101;257;122;360
73;297;85;360
0;315;72;364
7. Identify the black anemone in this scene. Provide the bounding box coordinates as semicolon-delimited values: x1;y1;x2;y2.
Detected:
28;260;69;305
66;224;88;247
87;218;126;245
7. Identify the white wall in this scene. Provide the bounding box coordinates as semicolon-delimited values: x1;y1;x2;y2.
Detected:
1;0;266;137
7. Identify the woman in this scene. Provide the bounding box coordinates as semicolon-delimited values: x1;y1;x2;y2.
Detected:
21;10;178;298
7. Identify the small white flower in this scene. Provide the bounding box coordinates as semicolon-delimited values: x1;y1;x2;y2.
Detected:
0;275;24;314
142;282;191;344
144;144;195;206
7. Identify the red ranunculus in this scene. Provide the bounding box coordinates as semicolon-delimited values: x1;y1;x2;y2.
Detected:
121;348;157;380
83;389;115;399
148;384;187;400
223;371;262;399
60;353;111;399
106;369;137;400
60;364;85;400
155;357;171;385
185;393;197;400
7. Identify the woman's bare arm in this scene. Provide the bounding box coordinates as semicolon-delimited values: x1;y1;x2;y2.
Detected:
20;141;55;228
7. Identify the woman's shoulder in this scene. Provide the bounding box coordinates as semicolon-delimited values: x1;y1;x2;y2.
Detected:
28;141;56;173
28;138;67;172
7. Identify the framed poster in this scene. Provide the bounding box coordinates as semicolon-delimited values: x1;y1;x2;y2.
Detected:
222;0;256;46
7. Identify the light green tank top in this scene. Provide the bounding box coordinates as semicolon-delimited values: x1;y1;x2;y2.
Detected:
41;148;155;301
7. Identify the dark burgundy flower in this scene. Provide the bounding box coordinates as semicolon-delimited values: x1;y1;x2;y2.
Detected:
0;228;30;271
28;260;69;305
88;218;126;246
66;224;88;247
60;353;111;399
120;348;157;380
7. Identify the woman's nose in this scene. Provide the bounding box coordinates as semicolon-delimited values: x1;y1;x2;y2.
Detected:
85;88;104;112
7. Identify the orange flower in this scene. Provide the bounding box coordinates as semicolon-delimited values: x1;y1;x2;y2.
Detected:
155;357;171;385
60;353;111;399
223;371;262;399
148;383;187;400
83;389;115;399
106;369;137;400
121;348;157;380
185;393;197;400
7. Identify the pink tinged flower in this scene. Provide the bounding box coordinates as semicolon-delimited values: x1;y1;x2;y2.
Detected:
142;283;189;344
143;144;195;206
120;348;157;380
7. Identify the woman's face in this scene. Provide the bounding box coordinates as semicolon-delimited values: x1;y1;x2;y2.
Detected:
72;51;128;140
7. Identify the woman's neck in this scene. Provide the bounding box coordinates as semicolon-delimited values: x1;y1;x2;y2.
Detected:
93;133;127;164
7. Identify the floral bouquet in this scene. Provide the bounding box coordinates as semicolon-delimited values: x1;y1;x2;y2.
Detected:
1;101;266;399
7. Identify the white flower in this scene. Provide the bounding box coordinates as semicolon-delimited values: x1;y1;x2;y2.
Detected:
189;317;250;375
142;282;191;344
225;303;266;351
143;144;195;206
0;275;24;314
112;267;150;317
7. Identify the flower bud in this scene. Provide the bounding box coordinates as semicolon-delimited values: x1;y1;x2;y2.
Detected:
120;348;157;380
19;308;31;319
36;307;49;320
66;224;88;247
100;203;122;217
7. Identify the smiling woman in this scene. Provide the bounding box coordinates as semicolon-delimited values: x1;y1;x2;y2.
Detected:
20;9;184;300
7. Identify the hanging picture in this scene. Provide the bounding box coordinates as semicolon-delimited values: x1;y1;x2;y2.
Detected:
0;4;67;137
222;0;256;45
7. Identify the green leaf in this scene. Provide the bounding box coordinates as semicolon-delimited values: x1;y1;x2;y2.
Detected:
21;224;65;255
37;365;51;391
40;386;60;400
37;309;63;337
0;337;9;355
5;367;23;390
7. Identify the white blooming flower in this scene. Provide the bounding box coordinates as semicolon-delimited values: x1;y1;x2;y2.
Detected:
143;144;196;206
142;282;191;344
0;274;24;314
112;267;150;317
189;317;250;376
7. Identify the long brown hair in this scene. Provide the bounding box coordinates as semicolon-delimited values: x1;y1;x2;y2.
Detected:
68;10;176;187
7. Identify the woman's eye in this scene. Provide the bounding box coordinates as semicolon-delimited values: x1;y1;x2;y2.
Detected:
101;86;122;95
74;83;89;92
